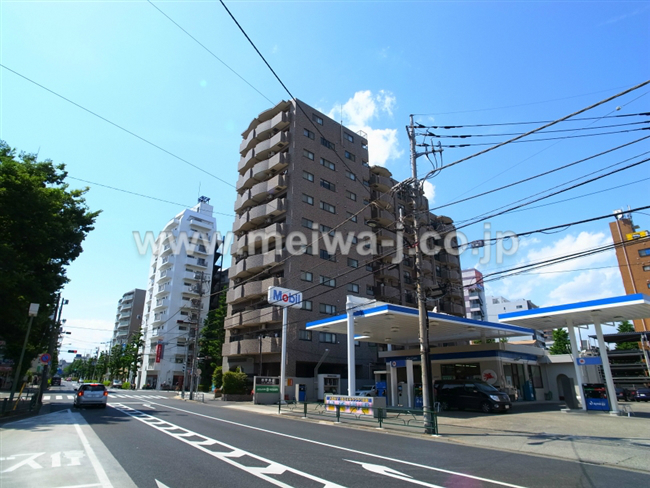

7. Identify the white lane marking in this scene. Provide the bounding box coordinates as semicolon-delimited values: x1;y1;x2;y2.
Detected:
67;409;113;488
155;481;171;488
56;396;63;400
43;395;51;400
345;460;443;488
1;453;45;472
51;452;61;468
56;484;102;488
144;401;527;488
111;403;344;488
68;395;75;400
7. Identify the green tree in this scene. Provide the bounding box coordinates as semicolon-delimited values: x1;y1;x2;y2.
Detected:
0;141;100;376
198;288;227;389
549;328;572;355
616;320;638;350
123;332;144;382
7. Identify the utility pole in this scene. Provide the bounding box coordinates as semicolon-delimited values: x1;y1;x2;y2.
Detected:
189;271;209;400
407;114;442;435
39;296;67;405
9;303;40;403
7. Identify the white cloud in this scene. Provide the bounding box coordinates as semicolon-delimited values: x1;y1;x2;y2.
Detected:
327;90;403;167
423;181;435;203
546;268;623;306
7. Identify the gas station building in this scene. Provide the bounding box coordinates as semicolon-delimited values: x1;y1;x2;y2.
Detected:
306;293;650;413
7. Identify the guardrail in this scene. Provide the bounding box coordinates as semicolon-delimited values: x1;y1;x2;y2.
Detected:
277;401;439;435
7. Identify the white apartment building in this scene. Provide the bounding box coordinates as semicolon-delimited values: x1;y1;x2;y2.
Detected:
486;295;546;345
462;268;487;321
138;198;218;390
111;289;145;347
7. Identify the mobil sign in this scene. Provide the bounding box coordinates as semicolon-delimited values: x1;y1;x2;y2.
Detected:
268;286;303;309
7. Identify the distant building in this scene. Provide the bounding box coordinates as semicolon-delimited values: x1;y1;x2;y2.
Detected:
138;198;219;390
609;209;650;331
111;289;145;347
487;296;546;345
462;269;487;321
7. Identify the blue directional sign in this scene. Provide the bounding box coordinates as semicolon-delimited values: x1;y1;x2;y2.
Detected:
576;357;602;366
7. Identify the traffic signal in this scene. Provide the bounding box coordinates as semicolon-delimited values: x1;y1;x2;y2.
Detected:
67;349;77;353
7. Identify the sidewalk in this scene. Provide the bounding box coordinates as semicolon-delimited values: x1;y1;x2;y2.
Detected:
214;398;650;473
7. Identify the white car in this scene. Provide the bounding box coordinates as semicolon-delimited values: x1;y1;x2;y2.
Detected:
74;383;108;408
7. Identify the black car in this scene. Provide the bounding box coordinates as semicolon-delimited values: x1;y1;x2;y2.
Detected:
435;380;512;413
635;388;650;402
51;376;62;386
615;387;631;401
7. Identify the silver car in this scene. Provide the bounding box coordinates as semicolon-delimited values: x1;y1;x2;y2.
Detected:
74;383;108;408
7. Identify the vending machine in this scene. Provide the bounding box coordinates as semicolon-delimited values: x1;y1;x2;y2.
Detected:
317;374;340;400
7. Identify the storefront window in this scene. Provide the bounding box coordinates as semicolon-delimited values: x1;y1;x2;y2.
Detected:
529;365;544;388
441;363;481;380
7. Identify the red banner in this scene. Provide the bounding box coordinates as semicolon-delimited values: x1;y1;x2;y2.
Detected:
155;343;163;363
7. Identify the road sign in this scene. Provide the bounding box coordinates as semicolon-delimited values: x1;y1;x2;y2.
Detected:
196;368;202;375
40;353;51;364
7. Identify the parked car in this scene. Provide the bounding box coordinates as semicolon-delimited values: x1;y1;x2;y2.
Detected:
355;385;377;397
51;376;61;386
74;383;108;408
635;388;650;402
435;380;512;413
615;388;631;401
112;379;123;388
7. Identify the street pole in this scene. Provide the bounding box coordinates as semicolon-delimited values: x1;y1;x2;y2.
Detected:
408;114;435;435
189;271;208;400
280;307;288;403
9;303;40;403
39;296;67;405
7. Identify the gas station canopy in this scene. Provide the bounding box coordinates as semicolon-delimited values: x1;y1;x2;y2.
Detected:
498;293;650;329
306;302;536;344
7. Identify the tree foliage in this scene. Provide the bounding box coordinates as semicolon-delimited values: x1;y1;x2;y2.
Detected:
549;328;572;355
0;141;100;374
222;368;248;395
616;320;638;350
198;288;227;388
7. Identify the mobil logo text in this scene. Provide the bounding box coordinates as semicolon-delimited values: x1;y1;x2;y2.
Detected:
268;286;303;309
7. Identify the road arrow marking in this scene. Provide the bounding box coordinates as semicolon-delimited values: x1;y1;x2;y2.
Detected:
345;460;444;488
155;480;171;488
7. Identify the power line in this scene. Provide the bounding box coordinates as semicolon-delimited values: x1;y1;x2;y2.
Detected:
430;135;650;211
455;155;650;230
146;0;273;105
422;80;650;178
67;176;235;217
0;63;235;189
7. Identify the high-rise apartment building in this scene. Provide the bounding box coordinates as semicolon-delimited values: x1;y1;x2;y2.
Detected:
111;289;145;347
224;99;465;381
609;210;650;331
138;198;218;389
462;268;487;321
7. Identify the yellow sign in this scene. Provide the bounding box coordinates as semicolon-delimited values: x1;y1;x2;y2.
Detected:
626;230;649;241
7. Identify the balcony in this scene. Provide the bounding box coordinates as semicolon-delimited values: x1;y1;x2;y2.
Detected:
374;266;399;283
224;306;282;330
240;110;290;156
370;174;392;194
234;223;286;258
229;249;285;281
184;270;200;281
373;284;401;302
154;298;169;310
155;284;170;296
251;151;289;182
234;189;255;213
370;207;393;229
238;131;289;175
250;174;287;206
188;216;212;230
186;256;208;268
228;277;280;305
183;285;199;296
160;255;174;269
370;165;393;178
420;259;433;275
223;336;282;357
234;198;287;234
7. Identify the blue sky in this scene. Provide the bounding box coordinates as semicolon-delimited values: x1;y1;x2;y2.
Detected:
2;0;649;360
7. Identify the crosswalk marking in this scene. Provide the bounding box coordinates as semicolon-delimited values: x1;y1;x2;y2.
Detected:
43;395;50;400
67;395;74;399
39;393;171;402
55;395;62;400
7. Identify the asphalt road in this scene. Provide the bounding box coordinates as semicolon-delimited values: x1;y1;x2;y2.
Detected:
74;396;649;488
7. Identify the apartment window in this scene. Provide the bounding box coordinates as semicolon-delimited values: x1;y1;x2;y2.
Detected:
403;271;412;284
345;151;356;162
320;275;336;287
351;236;358;244
299;330;312;341
320;179;336;192
348;283;360;293
319;224;334;235
362;161;369;167
320;249;336;262
346;190;357;201
344;132;354;143
348;258;359;268
303;149;314;160
644;265;650;271
303;194;314;205
347;212;358;223
639;249;650;257
436;265;442;278
320;201;336;214
345;169;356;181
366;285;375;296
301;245;313;255
321;137;335;150
405;292;415;304
363;179;370;187
302;217;314;229
363;198;370;205
303;170;314;182
319;331;337;342
301;271;313;282
312;114;323;125
320;158;335;171
366;264;373;272
302;300;313;311
303;128;315;139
